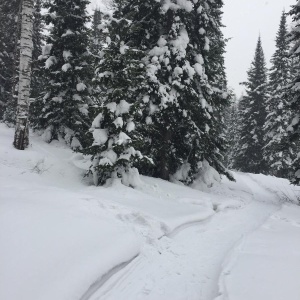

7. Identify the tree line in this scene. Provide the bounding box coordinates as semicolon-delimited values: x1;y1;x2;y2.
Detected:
225;8;300;185
0;0;299;186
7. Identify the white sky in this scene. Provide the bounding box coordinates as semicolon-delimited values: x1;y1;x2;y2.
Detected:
222;0;295;97
90;0;296;97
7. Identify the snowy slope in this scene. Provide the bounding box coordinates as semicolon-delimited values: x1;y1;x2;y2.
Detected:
0;123;299;300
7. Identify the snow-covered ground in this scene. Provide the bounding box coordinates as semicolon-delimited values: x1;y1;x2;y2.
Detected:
0;123;299;300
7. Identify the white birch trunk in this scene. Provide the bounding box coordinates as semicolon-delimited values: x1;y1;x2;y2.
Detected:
13;0;34;150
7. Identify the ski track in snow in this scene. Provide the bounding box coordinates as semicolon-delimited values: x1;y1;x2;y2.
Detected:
82;175;280;300
2;124;297;300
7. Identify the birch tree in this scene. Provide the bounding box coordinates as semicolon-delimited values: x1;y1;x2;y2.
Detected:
13;0;34;150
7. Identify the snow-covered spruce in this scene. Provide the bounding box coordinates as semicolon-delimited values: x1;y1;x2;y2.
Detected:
30;0;45;102
224;95;240;169
142;0;233;183
84;8;152;186
90;7;105;58
287;3;300;185
0;0;22;124
234;37;268;174
263;11;295;179
31;0;94;150
85;0;233;185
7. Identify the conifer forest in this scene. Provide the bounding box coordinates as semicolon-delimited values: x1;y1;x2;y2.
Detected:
1;1;300;300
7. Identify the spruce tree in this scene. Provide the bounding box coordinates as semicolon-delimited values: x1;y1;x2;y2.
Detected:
234;37;268;173
83;2;151;185
231;94;247;170
287;3;300;184
85;0;233;185
90;8;104;58
29;0;46;124
30;0;45;100
263;12;295;178
32;0;94;149
141;0;233;182
0;0;22;123
224;96;240;168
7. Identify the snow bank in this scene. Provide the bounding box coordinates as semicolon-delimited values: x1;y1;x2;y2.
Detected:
0;125;141;300
0;190;140;300
2;123;296;300
0;124;215;299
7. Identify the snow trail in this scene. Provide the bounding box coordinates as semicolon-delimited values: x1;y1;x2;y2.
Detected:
84;174;280;300
2;124;296;300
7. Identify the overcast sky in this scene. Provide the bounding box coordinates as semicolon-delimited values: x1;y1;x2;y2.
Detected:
90;0;296;96
222;0;295;97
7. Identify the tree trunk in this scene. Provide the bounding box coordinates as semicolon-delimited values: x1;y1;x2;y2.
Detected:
13;0;34;150
159;126;172;180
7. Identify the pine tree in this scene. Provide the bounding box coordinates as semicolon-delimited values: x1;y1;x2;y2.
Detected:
30;0;45;100
0;0;22;123
234;37;268;173
142;0;232;182
32;0;94;150
83;2;151;186
224;95;240;168
263;11;295;178
29;0;46;124
85;0;233;185
90;8;104;58
287;3;300;184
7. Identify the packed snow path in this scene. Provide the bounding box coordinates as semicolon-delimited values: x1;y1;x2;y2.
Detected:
82;175;280;300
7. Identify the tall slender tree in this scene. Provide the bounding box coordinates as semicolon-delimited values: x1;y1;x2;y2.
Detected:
29;0;46;124
30;0;45;100
287;3;300;184
224;95;240;168
13;0;34;150
84;3;151;185
32;0;94;149
263;11;295;178
0;0;22;122
90;8;104;58
234;37;268;173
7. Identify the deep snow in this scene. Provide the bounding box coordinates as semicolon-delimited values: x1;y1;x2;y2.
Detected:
0;123;299;300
